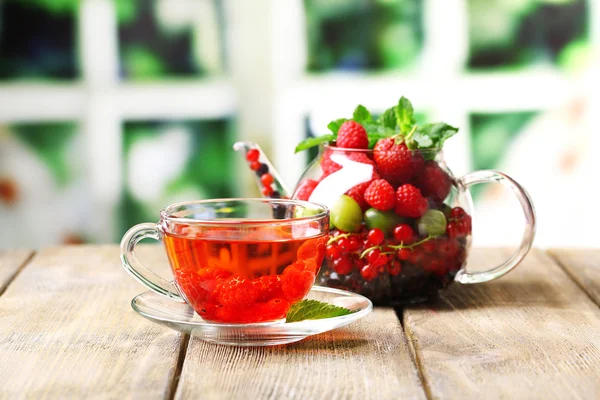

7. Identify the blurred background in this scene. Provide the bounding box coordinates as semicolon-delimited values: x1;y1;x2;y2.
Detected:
0;0;598;249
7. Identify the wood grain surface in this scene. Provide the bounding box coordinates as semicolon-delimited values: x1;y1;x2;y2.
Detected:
0;249;33;295
175;308;426;400
403;248;600;400
0;245;183;399
548;249;600;306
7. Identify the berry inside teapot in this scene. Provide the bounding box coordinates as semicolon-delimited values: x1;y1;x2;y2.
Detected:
234;96;535;305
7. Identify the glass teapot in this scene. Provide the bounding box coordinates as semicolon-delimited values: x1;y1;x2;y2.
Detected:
234;141;535;306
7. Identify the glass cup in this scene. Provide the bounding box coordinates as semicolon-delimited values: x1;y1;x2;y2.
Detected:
120;198;330;323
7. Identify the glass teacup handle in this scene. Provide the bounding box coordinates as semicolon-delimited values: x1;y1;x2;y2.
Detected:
455;170;536;284
120;222;184;301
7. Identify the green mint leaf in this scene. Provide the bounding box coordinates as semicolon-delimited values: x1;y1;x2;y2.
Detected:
353;105;372;123
419;122;459;147
395;96;416;134
379;107;397;129
362;123;396;148
410;130;434;148
294;134;336;153
327;118;348;135
407;122;459;156
286;299;355;322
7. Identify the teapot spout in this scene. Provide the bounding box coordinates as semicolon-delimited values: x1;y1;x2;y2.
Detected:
233;141;291;198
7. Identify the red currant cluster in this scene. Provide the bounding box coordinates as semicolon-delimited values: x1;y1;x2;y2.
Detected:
245;148;281;198
321;207;470;304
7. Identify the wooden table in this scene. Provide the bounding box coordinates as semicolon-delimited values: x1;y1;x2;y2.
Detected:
1;246;599;399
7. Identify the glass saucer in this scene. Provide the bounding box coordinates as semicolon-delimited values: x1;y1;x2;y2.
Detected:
131;286;373;346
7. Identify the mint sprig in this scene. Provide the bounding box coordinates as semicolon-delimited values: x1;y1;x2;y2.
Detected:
286;299;355;322
294;96;458;154
294;134;336;153
395;96;416;134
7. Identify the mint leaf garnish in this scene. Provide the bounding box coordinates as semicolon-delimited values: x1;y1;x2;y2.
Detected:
353;105;372;124
327;118;348;135
379;107;397;129
411;123;458;149
395;96;416;134
286;299;355;322
294;134;336;153
362;123;396;148
294;96;459;154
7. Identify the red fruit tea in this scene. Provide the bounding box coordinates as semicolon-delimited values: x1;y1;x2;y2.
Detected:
164;229;327;323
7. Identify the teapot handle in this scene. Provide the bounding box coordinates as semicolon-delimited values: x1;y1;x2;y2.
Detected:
454;170;536;284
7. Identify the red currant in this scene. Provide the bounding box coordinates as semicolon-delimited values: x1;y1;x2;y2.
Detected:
367;228;384;246
366;249;382;265
326;244;340;259
260;173;274;186
337;237;350;252
450;207;465;219
423;240;436;252
246;148;260;162
393;224;414;244
345;237;359;252
262;186;273;196
333;257;353;275
388;260;402;276
376;253;389;267
360;264;378;281
250;161;261;171
409;249;424;264
397;248;411;261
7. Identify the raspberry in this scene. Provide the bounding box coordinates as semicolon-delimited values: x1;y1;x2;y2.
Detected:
297;236;326;262
373;138;423;186
321;149;374;177
254;298;289;321
345;180;371;211
281;265;314;302
450;207;465;218
394;184;428;218
301;258;319;274
176;267;231;306
321;148;342;175
215;277;258;307
253;275;283;302
345;168;380;212
295;179;319;200
346;151;375;165
364;179;396;211
336;121;368;149
175;270;205;305
414;161;452;202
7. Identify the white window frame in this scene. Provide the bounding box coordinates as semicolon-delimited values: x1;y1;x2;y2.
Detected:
0;0;598;244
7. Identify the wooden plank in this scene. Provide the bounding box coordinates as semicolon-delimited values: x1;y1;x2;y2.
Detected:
0;249;33;295
404;248;600;400
0;245;184;399
176;309;426;400
548;249;600;306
